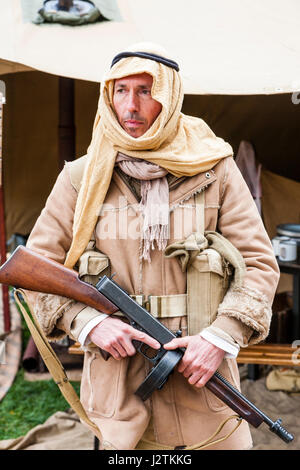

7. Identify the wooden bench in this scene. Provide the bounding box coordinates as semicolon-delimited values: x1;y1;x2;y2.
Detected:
68;342;84;355
69;342;300;367
236;343;299;367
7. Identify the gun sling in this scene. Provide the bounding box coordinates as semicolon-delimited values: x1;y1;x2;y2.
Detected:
13;288;103;441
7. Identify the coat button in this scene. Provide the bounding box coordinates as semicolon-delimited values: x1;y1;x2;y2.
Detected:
205;172;211;178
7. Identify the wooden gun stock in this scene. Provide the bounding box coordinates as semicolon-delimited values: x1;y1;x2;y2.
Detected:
0;246;118;315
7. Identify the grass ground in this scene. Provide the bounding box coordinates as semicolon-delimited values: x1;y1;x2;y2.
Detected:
0;307;80;441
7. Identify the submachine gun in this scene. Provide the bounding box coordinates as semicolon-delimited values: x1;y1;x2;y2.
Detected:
0;246;294;444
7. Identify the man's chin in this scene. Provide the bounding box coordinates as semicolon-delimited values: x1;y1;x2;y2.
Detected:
124;126;146;138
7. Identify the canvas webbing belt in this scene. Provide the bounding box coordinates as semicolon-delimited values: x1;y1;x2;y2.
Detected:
130;293;187;318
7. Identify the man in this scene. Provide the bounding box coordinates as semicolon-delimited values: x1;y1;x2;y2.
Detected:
25;43;279;450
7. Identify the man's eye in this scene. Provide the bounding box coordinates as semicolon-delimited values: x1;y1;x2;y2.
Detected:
116;88;125;93
141;89;151;95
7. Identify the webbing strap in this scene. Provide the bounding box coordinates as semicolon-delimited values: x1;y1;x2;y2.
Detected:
195;191;205;234
138;415;242;450
130;293;187;318
184;414;242;450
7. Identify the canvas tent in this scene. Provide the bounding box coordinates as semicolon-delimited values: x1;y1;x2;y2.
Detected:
0;0;299;287
0;1;300;449
1;0;300;94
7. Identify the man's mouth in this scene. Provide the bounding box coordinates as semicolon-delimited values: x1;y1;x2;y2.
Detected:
124;120;144;127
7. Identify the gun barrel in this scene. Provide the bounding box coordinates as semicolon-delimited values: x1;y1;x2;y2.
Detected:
268;419;294;443
208;371;294;443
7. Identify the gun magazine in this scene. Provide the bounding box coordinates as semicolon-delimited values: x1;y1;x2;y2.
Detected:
135;349;183;401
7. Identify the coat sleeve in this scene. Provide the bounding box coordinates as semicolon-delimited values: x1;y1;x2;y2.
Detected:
25;163;97;340
209;156;280;346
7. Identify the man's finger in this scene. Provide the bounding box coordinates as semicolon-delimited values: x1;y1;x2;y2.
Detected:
177;358;191;374
132;330;161;350
120;337;137;356
163;337;188;349
109;347;122;360
111;341;128;358
195;370;215;388
188;371;203;385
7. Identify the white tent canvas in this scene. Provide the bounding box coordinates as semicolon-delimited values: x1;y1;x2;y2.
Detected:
0;0;300;94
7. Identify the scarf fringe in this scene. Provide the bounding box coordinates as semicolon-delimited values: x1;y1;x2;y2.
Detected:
141;224;169;262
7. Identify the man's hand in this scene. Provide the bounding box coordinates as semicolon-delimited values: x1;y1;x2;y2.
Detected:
89;316;160;360
164;335;225;388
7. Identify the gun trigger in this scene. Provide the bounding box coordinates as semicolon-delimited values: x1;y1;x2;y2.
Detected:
132;338;142;350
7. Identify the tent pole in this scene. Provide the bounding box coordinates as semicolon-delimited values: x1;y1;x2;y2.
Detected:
0;91;10;333
58;76;76;170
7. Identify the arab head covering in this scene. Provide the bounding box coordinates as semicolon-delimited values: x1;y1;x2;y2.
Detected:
64;42;233;268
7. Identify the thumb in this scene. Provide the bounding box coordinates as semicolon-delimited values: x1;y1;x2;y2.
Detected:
164;336;189;349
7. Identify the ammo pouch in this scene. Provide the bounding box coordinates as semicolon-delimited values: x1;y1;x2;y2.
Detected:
76;236;111;286
164;192;246;335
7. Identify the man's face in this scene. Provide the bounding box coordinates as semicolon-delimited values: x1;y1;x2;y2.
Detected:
113;73;162;138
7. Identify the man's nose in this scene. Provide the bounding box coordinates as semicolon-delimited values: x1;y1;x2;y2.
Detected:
127;91;139;113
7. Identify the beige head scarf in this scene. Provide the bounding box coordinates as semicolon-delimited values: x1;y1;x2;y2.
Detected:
64;43;233;269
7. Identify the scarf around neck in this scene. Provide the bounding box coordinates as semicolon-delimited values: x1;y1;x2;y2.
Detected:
116;152;169;262
64;43;233;269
